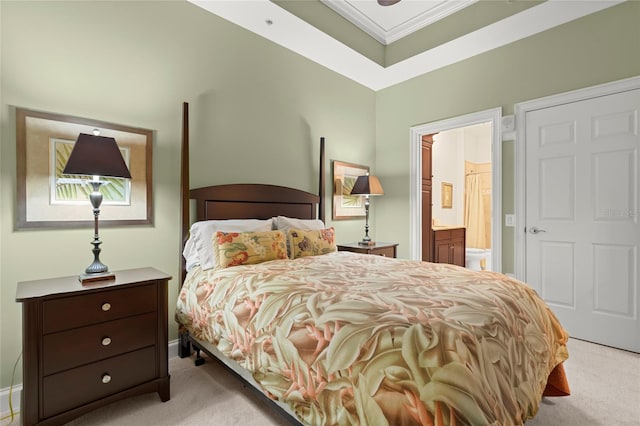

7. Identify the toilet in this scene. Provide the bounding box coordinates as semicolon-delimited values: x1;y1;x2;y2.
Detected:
466;248;492;271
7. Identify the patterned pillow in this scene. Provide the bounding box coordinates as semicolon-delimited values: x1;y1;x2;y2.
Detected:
288;228;336;259
214;230;288;268
274;216;326;257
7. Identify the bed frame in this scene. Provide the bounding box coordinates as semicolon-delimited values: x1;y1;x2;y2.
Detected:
177;102;324;424
179;103;325;283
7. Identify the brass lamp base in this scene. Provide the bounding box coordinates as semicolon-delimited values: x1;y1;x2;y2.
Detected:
358;240;376;246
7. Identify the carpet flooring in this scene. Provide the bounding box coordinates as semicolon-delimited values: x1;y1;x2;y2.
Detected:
4;338;639;425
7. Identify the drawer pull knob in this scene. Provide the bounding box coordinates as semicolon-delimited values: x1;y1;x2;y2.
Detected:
101;302;111;312
102;337;112;346
101;374;111;384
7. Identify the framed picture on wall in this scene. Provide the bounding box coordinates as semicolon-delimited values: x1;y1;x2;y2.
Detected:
332;160;368;220
16;107;154;228
442;182;453;209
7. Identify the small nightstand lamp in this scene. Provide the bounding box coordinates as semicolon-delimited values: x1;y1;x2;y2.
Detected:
62;130;131;283
350;174;384;246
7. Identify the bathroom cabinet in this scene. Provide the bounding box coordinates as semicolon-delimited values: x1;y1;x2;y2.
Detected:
421;135;434;262
433;227;466;267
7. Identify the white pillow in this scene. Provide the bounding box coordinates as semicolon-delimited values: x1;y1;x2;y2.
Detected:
183;219;274;271
182;236;201;273
274;216;325;234
274;216;325;257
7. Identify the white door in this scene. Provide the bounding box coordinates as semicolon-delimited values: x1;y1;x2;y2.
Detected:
525;88;640;353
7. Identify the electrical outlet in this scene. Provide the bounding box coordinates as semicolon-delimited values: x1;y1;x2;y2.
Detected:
505;214;515;227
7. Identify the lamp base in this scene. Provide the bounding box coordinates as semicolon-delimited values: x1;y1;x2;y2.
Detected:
79;271;116;285
358;240;376;246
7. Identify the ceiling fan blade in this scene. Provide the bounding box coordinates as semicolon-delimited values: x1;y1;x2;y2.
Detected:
378;0;401;6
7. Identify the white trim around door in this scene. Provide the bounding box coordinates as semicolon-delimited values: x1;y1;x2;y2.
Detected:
409;107;503;272
514;75;640;281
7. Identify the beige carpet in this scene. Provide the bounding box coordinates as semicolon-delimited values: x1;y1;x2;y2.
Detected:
6;338;639;425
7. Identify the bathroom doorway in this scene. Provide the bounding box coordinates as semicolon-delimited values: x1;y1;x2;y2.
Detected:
409;108;502;272
432;123;493;271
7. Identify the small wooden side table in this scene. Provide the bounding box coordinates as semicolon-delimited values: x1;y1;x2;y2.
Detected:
16;267;171;426
337;242;398;258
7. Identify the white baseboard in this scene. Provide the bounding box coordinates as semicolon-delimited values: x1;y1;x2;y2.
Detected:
0;383;21;421
0;339;181;420
168;338;179;359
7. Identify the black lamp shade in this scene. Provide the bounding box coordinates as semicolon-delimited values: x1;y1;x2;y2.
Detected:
62;133;131;179
351;175;384;196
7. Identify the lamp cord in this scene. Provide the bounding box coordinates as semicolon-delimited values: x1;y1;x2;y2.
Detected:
0;352;22;423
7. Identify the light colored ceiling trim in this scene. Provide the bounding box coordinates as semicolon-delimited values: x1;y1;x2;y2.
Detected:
320;0;477;45
189;0;624;91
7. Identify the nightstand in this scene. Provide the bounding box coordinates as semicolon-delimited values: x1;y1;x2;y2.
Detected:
16;267;171;426
337;242;398;258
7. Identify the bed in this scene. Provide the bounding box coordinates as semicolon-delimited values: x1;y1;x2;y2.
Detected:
175;103;570;425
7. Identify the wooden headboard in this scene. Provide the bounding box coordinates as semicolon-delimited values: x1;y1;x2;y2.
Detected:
190;184;320;221
179;103;326;282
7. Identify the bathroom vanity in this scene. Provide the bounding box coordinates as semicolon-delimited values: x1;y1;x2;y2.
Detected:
432;226;466;267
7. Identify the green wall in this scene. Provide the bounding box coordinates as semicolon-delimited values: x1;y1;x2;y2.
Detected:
374;0;640;265
0;0;374;389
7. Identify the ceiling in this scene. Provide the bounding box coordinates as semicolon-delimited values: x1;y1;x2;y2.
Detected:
319;0;477;45
188;0;624;91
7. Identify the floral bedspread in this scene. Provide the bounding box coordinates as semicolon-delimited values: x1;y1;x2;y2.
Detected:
176;252;569;426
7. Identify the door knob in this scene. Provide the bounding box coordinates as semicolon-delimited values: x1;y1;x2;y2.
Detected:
529;227;547;234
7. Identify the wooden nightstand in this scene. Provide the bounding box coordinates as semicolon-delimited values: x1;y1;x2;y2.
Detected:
337;242;398;258
16;267;171;426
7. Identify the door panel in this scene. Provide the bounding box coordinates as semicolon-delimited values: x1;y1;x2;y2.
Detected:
451;237;465;267
525;88;640;353
593;244;636;317
539;156;575;220
540;241;575;308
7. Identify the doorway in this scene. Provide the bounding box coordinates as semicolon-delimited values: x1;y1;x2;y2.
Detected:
432;123;493;270
409;108;502;272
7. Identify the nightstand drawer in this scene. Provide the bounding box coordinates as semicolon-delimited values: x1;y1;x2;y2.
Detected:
42;346;157;418
43;312;157;375
43;283;157;334
371;246;396;257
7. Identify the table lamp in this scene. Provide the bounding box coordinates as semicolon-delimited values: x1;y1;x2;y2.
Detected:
350;174;384;246
62;130;131;283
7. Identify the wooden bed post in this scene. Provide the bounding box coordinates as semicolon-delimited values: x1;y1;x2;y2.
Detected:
179;102;191;358
319;137;325;223
180;102;189;284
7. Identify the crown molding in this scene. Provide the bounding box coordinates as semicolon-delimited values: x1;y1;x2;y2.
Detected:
319;0;476;45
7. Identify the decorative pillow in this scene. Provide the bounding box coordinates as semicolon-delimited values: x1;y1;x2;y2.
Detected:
214;230;288;268
184;219;274;271
288;228;336;259
274;216;325;256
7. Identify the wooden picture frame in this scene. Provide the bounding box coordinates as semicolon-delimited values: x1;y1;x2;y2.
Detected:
332;160;368;220
442;182;453;209
16;108;153;228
